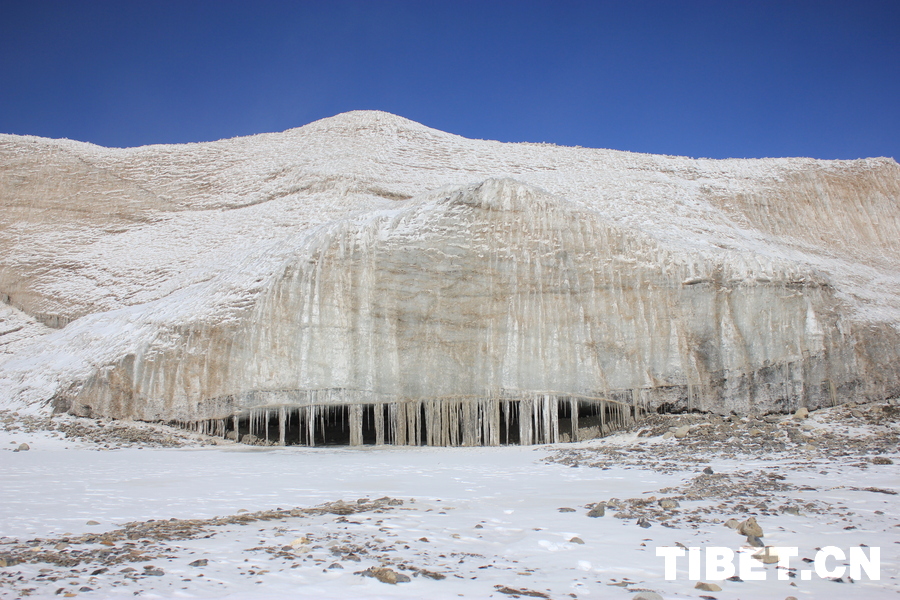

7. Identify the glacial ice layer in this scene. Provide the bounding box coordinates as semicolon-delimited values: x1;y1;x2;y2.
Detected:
62;179;899;440
2;111;900;445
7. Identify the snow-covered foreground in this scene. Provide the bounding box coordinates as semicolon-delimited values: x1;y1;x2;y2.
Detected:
0;414;897;600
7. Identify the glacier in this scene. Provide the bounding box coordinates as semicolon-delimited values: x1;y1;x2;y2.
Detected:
1;111;899;445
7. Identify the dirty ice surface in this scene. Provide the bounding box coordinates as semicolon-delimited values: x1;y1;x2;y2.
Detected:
0;429;897;599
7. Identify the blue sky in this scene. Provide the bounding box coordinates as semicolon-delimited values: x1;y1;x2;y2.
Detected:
1;0;897;159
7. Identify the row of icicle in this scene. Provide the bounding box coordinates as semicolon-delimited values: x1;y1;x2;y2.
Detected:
173;395;637;446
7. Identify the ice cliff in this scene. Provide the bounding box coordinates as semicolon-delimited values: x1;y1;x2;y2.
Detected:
1;111;899;443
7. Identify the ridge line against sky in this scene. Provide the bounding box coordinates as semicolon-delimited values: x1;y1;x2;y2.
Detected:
1;0;898;160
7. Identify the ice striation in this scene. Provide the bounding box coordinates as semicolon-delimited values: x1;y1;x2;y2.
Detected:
1;111;899;445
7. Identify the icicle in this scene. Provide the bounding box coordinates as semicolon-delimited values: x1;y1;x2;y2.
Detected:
307;405;316;447
488;399;500;446
349;404;363;446
461;399;474;446
549;395;559;444
411;400;421;446
632;388;640;422
570;399;579;442
375;403;385;445
450;400;460;447
279;406;287;446
423;400;435;446
519;397;533;445
233;415;239;441
287;409;293;444
395;403;405;445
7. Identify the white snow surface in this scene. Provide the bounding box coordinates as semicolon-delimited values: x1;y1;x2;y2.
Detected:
1;424;897;599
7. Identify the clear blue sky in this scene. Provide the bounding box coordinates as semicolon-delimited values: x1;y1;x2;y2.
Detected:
1;0;897;159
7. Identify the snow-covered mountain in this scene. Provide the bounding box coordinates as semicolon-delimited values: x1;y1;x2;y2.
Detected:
1;111;899;442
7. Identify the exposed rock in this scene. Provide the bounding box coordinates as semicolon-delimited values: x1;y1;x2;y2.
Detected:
568;536;585;544
16;443;29;451
695;582;722;592
361;566;410;584
746;535;765;547
495;586;550;598
793;407;809;420
630;593;664;600
674;426;691;439
587;504;606;518
738;516;763;537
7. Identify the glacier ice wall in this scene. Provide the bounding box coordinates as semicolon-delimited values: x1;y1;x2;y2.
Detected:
61;180;899;422
2;111;900;432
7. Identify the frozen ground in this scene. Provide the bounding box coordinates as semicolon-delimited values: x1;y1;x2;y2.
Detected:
0;403;897;600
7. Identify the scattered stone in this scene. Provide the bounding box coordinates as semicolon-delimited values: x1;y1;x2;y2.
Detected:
746;535;764;547
630;593;663;600
703;466;714;474
85;520;100;526
695;582;722;592
568;536;585;544
587;504;605;518
793;407;809;420
724;518;741;529
658;499;679;510
188;559;208;567
494;585;551;598
361;566;411;584
327;562;343;569
674;425;691;439
637;517;652;528
862;487;897;495
738;516;763;537
557;507;576;512
17;443;30;451
416;568;446;580
871;456;894;465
